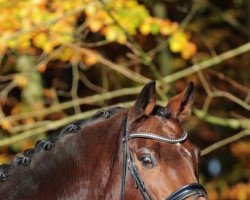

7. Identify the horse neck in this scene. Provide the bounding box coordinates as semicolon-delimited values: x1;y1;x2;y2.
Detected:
0;112;125;200
75;112;125;199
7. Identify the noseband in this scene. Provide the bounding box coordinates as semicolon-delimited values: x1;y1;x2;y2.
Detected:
120;115;207;200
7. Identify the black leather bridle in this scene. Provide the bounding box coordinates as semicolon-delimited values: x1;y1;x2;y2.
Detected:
120;115;207;200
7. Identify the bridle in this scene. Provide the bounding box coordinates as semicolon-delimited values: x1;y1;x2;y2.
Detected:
120;115;207;200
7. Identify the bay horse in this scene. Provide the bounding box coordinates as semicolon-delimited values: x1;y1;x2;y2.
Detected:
0;81;207;200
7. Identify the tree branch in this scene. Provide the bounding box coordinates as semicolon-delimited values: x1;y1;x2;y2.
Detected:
193;108;250;129
162;42;250;83
69;44;150;84
201;129;250;156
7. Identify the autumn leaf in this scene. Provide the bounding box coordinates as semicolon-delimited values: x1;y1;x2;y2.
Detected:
20;139;34;152
169;31;196;59
0;154;12;165
84;56;97;66
140;21;151;35
33;33;48;49
160;21;178;36
0;120;11;131
37;63;47;73
181;42;197;60
88;18;104;32
13;74;28;88
0;0;196;62
103;26;119;42
169;31;187;53
83;50;99;66
56;47;74;62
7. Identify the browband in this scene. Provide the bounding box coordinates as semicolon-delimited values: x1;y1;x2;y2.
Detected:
123;131;188;144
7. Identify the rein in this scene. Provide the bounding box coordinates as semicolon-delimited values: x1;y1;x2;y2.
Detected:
120;115;208;200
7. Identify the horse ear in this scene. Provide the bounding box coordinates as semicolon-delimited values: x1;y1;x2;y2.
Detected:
130;81;156;121
164;82;195;122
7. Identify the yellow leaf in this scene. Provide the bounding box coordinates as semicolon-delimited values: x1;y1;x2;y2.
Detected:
1;120;11;131
85;2;98;16
33;33;48;48
169;37;182;53
13;74;28;88
43;43;54;54
140;21;151;35
6;38;18;49
56;47;74;62
117;34;127;44
105;27;118;41
169;31;188;53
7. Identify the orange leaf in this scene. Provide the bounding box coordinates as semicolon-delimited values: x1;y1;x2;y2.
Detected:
37;63;47;73
84;53;98;66
1;120;11;131
88;19;103;32
181;42;197;60
21;139;34;151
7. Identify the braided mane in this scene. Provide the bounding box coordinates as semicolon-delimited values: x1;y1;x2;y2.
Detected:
0;107;124;183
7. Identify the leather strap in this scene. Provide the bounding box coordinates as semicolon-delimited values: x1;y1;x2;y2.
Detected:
124;132;188;144
128;151;154;200
165;183;207;200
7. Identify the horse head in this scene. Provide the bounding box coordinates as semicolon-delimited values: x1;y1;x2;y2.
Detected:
0;81;207;200
122;81;207;200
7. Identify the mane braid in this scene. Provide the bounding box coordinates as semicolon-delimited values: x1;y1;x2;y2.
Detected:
0;107;124;183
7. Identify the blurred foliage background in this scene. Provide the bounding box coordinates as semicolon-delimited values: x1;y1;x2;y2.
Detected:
0;0;250;199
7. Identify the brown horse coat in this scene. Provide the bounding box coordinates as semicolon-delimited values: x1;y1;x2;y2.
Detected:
0;81;206;200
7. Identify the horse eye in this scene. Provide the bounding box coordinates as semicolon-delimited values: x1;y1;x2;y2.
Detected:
139;155;153;166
